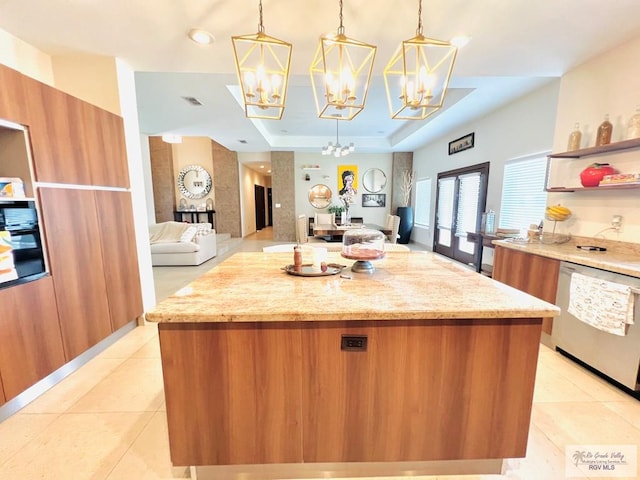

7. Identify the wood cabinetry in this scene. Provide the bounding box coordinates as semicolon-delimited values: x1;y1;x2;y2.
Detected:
0;64;29;125
0;64;130;188
159;318;541;466
159;323;304;466
0;373;5;404
493;246;559;334
38;188;112;360
0;63;142;406
0;277;65;402
95;190;143;330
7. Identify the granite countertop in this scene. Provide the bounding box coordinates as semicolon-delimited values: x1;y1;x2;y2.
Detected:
492;236;640;278
146;251;559;323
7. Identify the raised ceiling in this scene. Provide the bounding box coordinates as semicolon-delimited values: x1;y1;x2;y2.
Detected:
1;0;640;157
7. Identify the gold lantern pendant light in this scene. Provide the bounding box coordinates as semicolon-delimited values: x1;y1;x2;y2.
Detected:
384;0;458;120
232;0;292;120
309;0;377;120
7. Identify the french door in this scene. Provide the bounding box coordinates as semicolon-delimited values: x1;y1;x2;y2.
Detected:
433;162;489;268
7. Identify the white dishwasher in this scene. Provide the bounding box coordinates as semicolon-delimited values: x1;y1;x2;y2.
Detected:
553;261;640;391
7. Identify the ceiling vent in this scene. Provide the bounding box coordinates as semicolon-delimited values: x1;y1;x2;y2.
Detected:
182;96;203;106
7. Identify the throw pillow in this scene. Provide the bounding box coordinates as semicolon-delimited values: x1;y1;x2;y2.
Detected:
179;226;198;243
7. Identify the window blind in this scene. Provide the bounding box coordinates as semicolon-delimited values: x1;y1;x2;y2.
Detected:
500;155;548;230
414;178;432;227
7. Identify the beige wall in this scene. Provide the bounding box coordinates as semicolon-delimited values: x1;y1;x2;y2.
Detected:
171;137;215;210
549;35;640;243
51;55;121;115
0;29;54;85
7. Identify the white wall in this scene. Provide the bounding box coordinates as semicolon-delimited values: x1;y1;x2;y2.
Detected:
412;80;560;250
294;152;393;227
115;59;155;311
549;35;640;243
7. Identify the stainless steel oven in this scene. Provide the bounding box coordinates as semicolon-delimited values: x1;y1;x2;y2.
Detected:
553;261;640;391
0;200;46;286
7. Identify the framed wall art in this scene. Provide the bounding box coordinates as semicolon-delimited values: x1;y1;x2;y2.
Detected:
362;193;386;207
448;132;475;155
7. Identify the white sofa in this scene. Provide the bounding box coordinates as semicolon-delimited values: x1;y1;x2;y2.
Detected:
149;221;217;266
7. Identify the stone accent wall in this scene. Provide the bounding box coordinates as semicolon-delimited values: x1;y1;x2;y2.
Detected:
271;151;295;242
211;140;242;238
391;152;413;214
149;136;176;223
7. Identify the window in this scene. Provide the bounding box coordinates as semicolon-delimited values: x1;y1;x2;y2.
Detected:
499;154;548;231
414;177;432;227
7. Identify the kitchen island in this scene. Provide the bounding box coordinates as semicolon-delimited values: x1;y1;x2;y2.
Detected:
147;251;559;479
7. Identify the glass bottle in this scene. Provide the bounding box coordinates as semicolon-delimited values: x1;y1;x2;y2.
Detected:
293;245;302;272
595;114;613;146
485;210;496;235
626;106;640;140
567;122;582;151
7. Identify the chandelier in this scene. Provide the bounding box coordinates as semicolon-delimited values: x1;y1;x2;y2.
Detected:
322;119;355;157
232;0;292;120
383;0;458;120
310;0;376;120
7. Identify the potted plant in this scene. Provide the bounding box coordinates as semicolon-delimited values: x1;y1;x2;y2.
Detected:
397;170;415;244
328;203;345;224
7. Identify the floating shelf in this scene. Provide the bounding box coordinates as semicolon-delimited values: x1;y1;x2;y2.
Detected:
546;184;640;192
549;137;640;158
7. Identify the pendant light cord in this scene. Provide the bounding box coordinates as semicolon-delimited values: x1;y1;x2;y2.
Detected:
416;0;423;36
257;0;264;33
337;0;345;36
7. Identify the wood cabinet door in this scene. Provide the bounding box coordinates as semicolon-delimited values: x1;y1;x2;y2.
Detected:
93;108;129;188
38;187;112;359
493;246;559;334
300;320;540;463
0;64;29;125
0;372;5;405
95;190;143;330
28;84;93;185
0;277;66;401
158;323;304;466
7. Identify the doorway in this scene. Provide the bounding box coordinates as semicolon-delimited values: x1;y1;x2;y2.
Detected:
433;162;489;268
255;184;266;231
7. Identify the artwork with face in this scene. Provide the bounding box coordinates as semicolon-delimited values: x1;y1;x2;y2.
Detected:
338;165;358;200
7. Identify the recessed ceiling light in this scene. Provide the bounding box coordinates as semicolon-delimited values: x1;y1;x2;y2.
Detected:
450;36;471;48
259;165;264;169
188;28;214;45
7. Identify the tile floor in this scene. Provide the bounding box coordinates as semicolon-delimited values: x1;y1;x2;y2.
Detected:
1;229;639;479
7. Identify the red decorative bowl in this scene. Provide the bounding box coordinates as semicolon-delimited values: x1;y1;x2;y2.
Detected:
580;163;616;187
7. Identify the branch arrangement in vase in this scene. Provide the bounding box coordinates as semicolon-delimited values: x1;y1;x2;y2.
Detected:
400;170;415;207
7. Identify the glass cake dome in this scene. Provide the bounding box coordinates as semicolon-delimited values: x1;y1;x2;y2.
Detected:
341;228;385;273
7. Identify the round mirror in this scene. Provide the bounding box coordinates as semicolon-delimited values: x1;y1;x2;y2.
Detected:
177;165;212;199
362;168;387;193
308;184;332;209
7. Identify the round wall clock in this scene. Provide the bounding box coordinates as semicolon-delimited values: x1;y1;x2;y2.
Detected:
177;165;212;199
